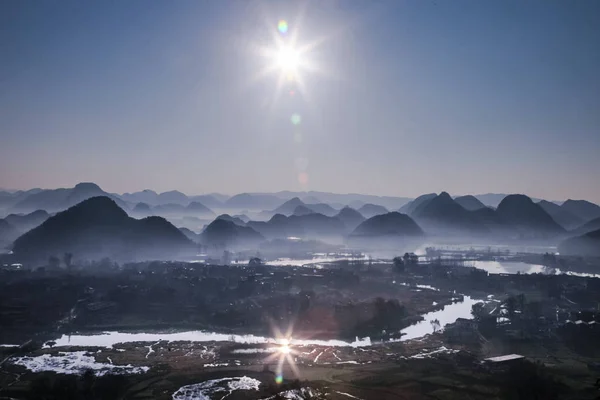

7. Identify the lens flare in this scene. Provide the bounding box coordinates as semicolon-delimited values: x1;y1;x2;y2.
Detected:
299;172;309;185
249;13;337;115
277;20;288;34
263;323;301;384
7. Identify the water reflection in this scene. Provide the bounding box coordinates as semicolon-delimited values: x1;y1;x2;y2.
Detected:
47;331;371;349
471;261;546;274
267;254;368;267
414;243;557;256
399;296;480;341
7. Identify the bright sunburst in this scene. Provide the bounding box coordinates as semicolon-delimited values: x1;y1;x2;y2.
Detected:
275;45;301;73
262;323;301;385
278;338;292;354
250;16;329;102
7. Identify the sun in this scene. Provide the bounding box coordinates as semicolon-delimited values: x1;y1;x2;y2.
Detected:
276;46;300;72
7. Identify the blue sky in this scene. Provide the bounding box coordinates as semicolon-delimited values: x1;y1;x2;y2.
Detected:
1;0;599;202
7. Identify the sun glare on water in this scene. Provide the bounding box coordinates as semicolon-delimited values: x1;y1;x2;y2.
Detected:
279;343;291;354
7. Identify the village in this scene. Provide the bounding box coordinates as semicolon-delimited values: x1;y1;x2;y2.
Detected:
1;252;600;398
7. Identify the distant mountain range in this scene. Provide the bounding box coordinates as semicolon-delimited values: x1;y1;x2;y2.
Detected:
411;192;488;235
254;191;412;211
472;193;552;208
12;197;194;263
224;193;284;210
0;210;50;248
9;183;128;213
3;182;599;216
397;192;567;238
259;197;340;219
3;183;600;249
4;210;49;233
247;213;346;239
131;201;214;218
121;190;189;206
0;189;44;210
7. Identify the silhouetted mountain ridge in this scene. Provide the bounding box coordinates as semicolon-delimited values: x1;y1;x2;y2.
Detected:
454;195;487;211
399;193;437;215
200;219;264;247
335;206;366;231
12;197;194;262
351;212;423;237
357;204;389;219
247;212;345;239
412;192;487;234
560;199;600;222
186;201;215;216
537;200;582;230
215;214;247;226
496;195;565;235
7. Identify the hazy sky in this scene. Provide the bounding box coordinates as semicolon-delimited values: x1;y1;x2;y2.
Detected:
1;0;599;201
